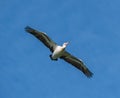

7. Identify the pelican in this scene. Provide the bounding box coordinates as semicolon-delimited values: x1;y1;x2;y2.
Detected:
25;26;93;78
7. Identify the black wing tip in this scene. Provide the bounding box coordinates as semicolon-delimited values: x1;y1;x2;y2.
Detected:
85;70;93;78
25;26;34;33
25;26;46;35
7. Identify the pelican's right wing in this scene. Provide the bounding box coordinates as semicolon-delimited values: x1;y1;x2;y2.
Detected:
61;51;93;78
25;26;57;52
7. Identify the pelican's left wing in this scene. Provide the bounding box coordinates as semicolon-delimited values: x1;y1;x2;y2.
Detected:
25;26;57;52
61;51;93;78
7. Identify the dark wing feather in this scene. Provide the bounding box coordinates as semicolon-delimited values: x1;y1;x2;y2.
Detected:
61;51;93;78
25;26;57;52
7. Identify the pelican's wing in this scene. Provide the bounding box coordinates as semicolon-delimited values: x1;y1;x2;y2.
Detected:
61;51;93;78
25;26;57;52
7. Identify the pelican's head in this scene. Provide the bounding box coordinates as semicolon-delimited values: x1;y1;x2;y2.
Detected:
62;42;69;48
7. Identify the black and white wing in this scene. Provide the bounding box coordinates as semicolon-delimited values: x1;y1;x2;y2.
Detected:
61;51;93;78
25;26;57;52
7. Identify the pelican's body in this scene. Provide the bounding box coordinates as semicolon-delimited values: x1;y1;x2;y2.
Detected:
25;26;93;78
51;46;64;60
51;43;68;60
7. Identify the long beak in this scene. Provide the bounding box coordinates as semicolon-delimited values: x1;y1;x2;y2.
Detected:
66;42;69;45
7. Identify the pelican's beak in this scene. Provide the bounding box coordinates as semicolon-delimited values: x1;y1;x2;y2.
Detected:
65;42;69;45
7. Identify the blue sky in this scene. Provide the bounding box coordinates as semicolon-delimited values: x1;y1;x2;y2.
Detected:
0;0;120;98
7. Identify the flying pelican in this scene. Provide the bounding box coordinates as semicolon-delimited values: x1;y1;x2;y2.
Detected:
25;26;93;78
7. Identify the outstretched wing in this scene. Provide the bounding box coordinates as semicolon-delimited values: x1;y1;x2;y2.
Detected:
25;26;57;52
61;51;93;78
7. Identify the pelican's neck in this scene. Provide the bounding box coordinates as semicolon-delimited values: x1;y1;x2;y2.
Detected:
62;44;67;48
62;42;69;48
